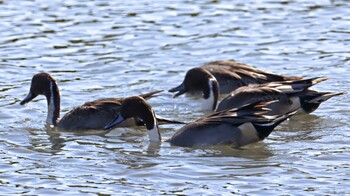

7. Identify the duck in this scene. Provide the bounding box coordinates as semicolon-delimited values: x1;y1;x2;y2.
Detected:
168;67;346;114
216;78;347;115
104;96;297;148
169;60;302;95
20;72;181;131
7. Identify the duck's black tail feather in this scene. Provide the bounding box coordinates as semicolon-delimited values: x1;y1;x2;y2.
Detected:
299;90;347;113
254;109;298;139
256;77;328;95
156;115;186;125
306;91;347;104
139;90;163;100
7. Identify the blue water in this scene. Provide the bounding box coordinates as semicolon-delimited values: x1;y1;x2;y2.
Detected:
0;0;349;195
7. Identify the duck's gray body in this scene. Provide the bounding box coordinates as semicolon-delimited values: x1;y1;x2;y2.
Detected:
57;98;135;131
168;103;295;147
169;123;258;147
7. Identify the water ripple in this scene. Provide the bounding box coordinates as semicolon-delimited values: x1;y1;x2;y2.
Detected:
0;0;349;194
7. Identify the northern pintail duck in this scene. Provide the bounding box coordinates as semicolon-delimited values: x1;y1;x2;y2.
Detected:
104;96;297;148
20;72;180;131
218;78;347;114
169;68;347;114
169;60;302;95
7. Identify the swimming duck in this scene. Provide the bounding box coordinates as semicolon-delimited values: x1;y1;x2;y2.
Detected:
20;72;179;131
168;68;346;114
169;60;302;95
216;78;347;115
104;96;297;148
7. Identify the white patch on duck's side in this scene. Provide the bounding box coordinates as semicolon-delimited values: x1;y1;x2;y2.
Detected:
289;96;304;114
238;122;260;146
147;112;161;142
46;81;56;125
254;119;276;127
275;84;294;93
201;78;217;111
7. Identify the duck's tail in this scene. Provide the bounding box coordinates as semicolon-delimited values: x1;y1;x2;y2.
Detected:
280;75;304;81
254;109;298;139
260;77;328;95
139;90;163;100
261;71;303;82
307;91;347;104
156;115;186;125
299;90;347;113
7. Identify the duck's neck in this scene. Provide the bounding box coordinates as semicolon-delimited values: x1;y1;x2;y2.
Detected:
46;80;60;126
145;110;161;142
202;78;219;111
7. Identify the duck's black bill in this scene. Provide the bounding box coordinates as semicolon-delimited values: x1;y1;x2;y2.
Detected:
20;91;37;105
104;114;125;130
168;83;187;98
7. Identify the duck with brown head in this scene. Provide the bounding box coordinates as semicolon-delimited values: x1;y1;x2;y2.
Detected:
170;60;303;95
169;67;219;111
108;96;161;142
20;72;179;131
169;69;346;115
104;96;297;148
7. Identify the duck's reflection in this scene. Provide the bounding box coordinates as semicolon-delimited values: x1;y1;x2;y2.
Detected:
45;126;66;152
277;114;343;141
177;142;275;161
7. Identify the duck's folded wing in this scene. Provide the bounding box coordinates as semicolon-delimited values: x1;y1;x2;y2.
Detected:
253;77;328;94
203;60;262;72
57;100;121;131
217;86;291;112
204;60;302;82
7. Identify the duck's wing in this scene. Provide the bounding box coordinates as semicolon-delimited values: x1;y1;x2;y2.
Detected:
91;90;162;102
217;85;291;112
57;99;123;131
216;77;328;112
202;62;259;92
204;60;264;72
207;60;303;81
252;77;328;94
202;60;303;93
196;101;273;126
199;100;296;128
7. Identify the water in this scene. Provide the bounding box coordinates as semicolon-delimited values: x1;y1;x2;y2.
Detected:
1;0;350;195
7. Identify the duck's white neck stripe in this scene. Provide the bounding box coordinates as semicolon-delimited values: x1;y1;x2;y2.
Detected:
147;112;161;142
46;81;56;125
201;78;216;111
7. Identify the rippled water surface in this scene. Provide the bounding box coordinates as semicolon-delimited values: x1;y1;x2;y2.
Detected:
1;0;350;195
